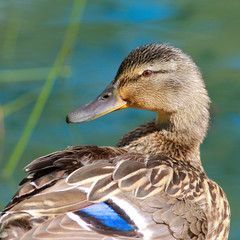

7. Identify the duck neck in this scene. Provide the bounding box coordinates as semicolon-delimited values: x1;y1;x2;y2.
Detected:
117;111;208;168
155;112;202;166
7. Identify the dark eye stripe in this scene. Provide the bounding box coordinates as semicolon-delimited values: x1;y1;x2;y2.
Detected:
118;75;141;87
117;69;172;88
153;69;171;74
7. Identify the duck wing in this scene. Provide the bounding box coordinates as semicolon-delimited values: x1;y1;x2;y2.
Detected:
1;145;224;240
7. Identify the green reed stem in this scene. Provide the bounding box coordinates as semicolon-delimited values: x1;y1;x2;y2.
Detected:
1;9;21;58
2;92;36;117
0;106;5;164
3;0;86;177
0;67;50;82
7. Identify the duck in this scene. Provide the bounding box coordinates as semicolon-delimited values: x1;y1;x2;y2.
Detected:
0;43;230;240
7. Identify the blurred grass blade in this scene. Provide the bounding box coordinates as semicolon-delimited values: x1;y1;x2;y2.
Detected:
0;68;50;82
3;0;86;177
0;106;5;162
0;65;71;82
1;9;21;59
2;92;36;117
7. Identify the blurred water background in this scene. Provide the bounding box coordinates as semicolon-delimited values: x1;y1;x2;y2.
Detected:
0;0;239;239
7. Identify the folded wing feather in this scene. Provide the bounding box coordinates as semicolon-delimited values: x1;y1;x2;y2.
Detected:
1;146;209;239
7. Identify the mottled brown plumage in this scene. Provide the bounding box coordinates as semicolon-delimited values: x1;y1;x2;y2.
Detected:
0;44;230;240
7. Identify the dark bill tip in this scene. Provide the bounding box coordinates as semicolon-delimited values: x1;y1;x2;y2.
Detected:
66;115;71;124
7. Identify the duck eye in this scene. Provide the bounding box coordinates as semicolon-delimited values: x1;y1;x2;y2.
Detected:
142;70;152;77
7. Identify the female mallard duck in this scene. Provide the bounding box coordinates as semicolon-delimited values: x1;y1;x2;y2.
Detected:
0;44;230;240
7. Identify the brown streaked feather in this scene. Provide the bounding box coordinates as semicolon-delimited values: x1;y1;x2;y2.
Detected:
87;175;120;203
3;146;126;213
0;145;229;240
113;160;148;191
10;188;89;214
21;215;123;240
25;211;140;240
67;163;115;185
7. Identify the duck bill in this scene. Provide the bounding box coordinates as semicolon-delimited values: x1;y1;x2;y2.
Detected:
66;84;127;123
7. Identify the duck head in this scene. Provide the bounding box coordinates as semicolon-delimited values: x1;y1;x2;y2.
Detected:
67;44;210;145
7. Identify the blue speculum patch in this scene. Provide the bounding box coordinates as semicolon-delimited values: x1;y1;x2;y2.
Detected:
80;202;134;231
